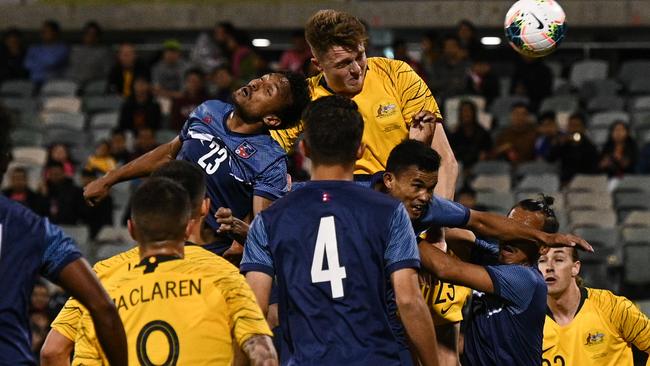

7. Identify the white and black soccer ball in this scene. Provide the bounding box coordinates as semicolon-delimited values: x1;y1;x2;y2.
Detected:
504;0;567;57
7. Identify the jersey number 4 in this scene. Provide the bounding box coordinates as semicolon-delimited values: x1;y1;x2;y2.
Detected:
311;216;347;299
198;141;228;175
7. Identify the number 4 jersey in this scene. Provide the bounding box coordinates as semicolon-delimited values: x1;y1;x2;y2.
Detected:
241;181;421;366
177;100;289;252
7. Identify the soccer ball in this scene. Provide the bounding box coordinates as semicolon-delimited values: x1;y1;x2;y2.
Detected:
504;0;567;58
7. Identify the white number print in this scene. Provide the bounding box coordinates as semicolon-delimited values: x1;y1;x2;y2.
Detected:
311;216;347;299
197;141;228;175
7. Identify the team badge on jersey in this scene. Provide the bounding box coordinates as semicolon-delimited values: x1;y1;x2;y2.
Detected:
235;141;257;159
584;331;605;347
376;103;397;118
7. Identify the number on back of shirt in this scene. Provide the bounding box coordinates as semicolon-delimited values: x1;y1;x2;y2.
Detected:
197;141;228;175
311;216;347;299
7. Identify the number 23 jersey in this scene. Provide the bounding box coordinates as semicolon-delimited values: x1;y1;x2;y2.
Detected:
177;100;289;231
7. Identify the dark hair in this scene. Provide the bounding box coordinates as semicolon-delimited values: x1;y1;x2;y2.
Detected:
511;101;530;112
457;184;477;198
3;27;22;40
216;22;236;37
83;21;102;35
81;168;101;178
45;161;64;170
458;19;477;34
42;20;61;34
442;34;461;45
386;140;442;177
305;9;368;56
568;112;586;124
11;166;27;176
274;71;311;130
184;67;205;80
514;194;560;234
151;161;206;217
130;177;191;243
538;111;557;123
458;100;478;125
302;95;364;166
211;64;231;74
604;120;635;148
0;106;12;179
111;128;126;137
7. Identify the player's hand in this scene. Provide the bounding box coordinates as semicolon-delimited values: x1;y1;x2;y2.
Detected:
215;207;249;239
543;233;594;252
411;110;439;128
83;176;111;207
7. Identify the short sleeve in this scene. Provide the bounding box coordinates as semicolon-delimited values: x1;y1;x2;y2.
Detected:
211;265;273;347
41;219;82;281
393;60;442;124
385;204;421;274
485;265;540;312
240;215;275;276
592;290;650;353
253;157;289;201
471;238;500;266
423;196;471;228
50;297;83;341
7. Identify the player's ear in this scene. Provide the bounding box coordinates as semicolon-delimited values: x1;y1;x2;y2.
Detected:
383;172;395;190
184;218;196;240
299;140;311;159
311;57;322;73
572;260;581;277
262;114;282;128
356;142;366;160
201;198;210;218
127;219;137;241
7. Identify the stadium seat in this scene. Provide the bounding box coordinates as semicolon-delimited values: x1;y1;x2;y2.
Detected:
579;260;616;290
41;80;78;97
566;192;613;211
587;127;609;147
82;79;108;96
59;225;90;257
569;209;617;229
579;78;621;101
476;192;515;215
471;174;511;193
516;174;560;193
623;242;650;285
44;129;87;147
95;243;135;263
0;80;33;98
489;95;529;123
613;176;650;193
0;97;37;114
514;161;558;177
622;211;650;227
83;95;123;114
566;174;609;193
112;181;132;209
573;227;619;249
90;129;113;144
589;111;630;129
95;226;134;245
614;193;650;219
545;61;563;78
622;227;650;243
155;129;178;145
42;112;85;130
42;96;82;113
443;95;487;132
586;95;625;113
471;160;511;176
628;77;650;95
10;129;44;147
569;60;608;88
11;147;47;166
638;300;650;318
630;96;650;112
539;95;579;114
89;112;119;130
618;60;650;89
70;146;93;164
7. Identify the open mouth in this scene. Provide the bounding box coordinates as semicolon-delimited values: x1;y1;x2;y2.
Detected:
545;277;557;284
411;203;425;215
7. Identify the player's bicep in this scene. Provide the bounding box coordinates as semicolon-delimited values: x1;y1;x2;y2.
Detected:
244;272;273;316
385;204;420;273
252;196;273;216
253;158;289;207
41;219;82;281
391;267;423;303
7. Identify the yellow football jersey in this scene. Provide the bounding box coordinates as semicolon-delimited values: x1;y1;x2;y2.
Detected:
73;249;271;366
543;287;650;366
420;271;471;326
271;57;442;175
50;246;139;342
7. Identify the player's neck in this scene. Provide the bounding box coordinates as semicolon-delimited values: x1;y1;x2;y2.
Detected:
548;282;581;325
227;112;264;134
138;241;185;261
311;164;355;181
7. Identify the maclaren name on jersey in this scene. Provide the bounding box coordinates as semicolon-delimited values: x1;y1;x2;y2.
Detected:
114;279;202;312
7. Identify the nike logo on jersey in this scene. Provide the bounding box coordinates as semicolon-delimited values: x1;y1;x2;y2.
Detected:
440;305;453;315
542;346;554;354
531;13;544;29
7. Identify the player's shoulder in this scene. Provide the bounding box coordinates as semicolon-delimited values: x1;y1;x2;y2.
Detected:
0;195;43;229
92;246;138;276
586;287;632;312
196;99;234;117
368;57;412;75
181;247;240;276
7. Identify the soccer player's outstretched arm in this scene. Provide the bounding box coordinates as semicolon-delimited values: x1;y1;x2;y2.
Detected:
40;329;73;366
57;259;128;366
392;268;440;366
242;335;279;366
84;136;182;205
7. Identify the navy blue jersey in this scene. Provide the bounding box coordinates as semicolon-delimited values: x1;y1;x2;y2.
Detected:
241;181;420;366
0;196;82;365
463;262;547;366
177;100;289;250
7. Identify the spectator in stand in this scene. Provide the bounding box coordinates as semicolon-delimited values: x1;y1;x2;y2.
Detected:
85;140;117;174
279;30;312;73
392;39;423;77
548;113;599;184
535;111;561;161
66;21;111;86
419;32;440;85
107;43;150;98
170;68;209;131
455;185;488;211
599;120;637;178
222;28;257;85
207;64;235;102
2;166;48;216
0;28;29;82
638;141;650;174
450;100;492;168
466;57;499;107
493;102;537;164
109;128;131;165
41;161;84;225
45;143;75;178
511;54;553;112
189;22;230;74
79;168;113;239
427;35;471;104
151;39;188;99
23;20;69;90
457;19;482;60
129;127;158;161
118;76;162;133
